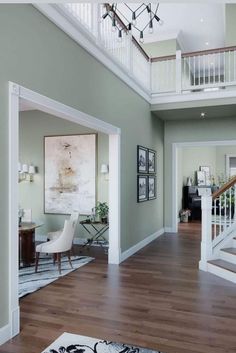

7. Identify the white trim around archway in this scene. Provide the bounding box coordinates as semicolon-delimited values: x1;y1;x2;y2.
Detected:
172;140;236;233
8;82;121;340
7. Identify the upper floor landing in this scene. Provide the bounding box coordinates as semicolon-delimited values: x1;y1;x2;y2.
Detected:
35;3;236;111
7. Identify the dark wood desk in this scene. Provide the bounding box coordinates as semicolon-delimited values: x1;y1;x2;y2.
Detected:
19;222;42;267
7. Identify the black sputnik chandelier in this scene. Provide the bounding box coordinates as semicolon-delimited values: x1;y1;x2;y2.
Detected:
102;3;163;43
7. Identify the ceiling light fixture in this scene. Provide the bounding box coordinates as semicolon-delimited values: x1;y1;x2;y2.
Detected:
205;41;209;46
101;3;163;43
200;18;204;23
200;112;206;118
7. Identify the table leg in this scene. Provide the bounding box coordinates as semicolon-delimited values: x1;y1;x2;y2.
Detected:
20;229;35;267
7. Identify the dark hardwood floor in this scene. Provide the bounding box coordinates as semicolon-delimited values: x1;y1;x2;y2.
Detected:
2;223;236;353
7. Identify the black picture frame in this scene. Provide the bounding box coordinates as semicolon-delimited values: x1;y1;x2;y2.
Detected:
148;175;156;200
137;145;148;174
137;175;148;202
148;149;156;174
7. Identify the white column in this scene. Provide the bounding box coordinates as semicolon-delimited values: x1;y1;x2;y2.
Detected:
175;50;182;93
199;196;213;271
108;134;121;264
8;82;20;338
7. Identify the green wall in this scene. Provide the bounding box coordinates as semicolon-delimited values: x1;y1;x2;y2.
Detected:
0;5;164;328
143;39;178;58
164;117;236;228
19;110;109;240
226;4;236;46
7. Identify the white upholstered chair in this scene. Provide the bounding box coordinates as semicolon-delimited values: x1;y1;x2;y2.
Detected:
47;211;79;241
35;212;79;274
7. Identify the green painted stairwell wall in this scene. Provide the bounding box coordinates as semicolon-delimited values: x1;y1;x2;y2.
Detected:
0;5;164;329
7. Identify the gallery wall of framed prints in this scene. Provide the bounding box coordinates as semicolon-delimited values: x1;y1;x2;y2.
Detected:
137;145;157;203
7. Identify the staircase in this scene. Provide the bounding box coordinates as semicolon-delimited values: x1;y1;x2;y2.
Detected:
200;176;236;283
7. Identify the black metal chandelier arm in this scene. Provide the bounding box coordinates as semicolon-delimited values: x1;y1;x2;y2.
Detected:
124;3;144;14
135;5;148;19
115;7;131;25
102;2;162;42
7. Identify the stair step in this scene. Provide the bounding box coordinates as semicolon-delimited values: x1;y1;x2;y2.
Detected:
221;248;236;255
208;259;236;273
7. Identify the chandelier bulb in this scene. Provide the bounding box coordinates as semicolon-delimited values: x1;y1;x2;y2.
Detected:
112;18;116;32
118;29;122;42
132;12;137;26
149;20;153;34
102;12;109;20
139;31;144;43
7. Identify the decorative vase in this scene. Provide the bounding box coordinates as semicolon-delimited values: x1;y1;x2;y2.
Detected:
187;177;192;186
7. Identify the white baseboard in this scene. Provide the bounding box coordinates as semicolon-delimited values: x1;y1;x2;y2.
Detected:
11;307;20;338
0;323;11;346
164;227;176;233
120;228;164;263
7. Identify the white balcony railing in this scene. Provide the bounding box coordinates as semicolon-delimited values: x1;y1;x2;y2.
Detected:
60;3;236;97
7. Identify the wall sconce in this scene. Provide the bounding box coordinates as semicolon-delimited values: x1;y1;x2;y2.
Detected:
100;164;109;181
18;163;36;182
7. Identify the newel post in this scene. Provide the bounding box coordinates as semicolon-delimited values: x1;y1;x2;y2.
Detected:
199;196;213;271
175;50;182;93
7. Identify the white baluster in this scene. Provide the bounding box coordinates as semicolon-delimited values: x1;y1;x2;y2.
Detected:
219;195;222;234
234;50;236;82
224;191;227;231
203;54;206;85
214;198;217;239
218;52;221;83
188;57;191;87
200;196;213;271
224;51;226;83
198;55;200;86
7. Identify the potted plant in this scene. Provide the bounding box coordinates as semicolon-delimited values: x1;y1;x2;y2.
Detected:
179;209;191;223
95;202;109;223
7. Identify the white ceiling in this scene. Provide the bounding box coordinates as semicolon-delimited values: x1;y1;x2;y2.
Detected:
118;3;225;52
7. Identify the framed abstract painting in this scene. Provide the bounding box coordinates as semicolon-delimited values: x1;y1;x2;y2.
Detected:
44;134;96;215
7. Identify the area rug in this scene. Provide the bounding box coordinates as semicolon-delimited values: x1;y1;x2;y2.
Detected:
19;255;94;298
41;333;164;353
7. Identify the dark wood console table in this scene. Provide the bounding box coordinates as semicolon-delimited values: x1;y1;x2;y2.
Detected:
19;222;43;267
80;220;109;251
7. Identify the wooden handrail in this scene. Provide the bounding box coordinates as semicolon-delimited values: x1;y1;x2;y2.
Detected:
151;45;236;63
132;37;150;61
151;54;176;63
182;45;236;58
212;175;236;200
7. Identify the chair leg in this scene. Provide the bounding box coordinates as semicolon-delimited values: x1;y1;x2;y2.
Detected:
67;250;73;269
35;252;39;273
53;253;57;265
57;253;61;275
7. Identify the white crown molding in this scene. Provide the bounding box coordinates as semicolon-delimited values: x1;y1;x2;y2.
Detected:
34;4;151;103
120;228;164;263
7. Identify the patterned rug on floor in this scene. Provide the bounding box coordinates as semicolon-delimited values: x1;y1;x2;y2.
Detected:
19;255;94;298
41;333;164;353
